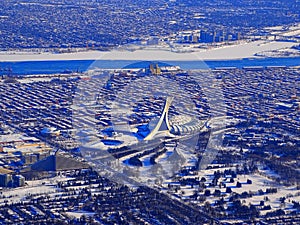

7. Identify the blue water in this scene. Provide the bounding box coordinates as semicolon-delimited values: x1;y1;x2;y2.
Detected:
0;57;299;75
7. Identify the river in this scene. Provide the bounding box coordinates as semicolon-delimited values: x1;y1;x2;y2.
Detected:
0;57;299;75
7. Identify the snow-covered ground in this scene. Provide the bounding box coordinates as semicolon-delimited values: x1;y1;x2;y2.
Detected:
194;41;297;60
268;23;300;36
65;211;95;219
0;40;297;62
0;176;74;206
162;165;300;216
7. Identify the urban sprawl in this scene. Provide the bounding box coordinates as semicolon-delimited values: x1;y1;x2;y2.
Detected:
0;0;300;224
0;65;299;224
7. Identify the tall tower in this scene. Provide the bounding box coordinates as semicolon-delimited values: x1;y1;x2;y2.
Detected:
144;97;173;140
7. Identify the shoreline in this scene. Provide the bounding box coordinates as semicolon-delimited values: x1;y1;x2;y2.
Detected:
0;57;299;76
0;40;297;62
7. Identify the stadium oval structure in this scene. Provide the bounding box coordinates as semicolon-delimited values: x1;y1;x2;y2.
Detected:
72;53;227;187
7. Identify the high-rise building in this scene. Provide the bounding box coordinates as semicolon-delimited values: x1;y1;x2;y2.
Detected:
149;64;161;75
0;174;13;187
14;175;25;187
